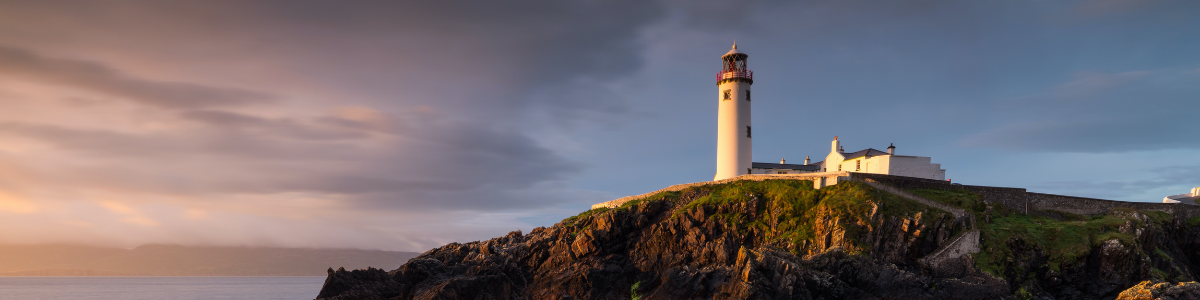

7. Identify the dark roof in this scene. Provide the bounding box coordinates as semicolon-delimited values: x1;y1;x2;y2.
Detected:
751;162;821;171
841;148;891;160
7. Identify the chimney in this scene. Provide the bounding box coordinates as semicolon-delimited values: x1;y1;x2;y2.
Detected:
839;146;844;153
830;136;840;154
804;156;810;165
887;143;895;155
780;158;786;164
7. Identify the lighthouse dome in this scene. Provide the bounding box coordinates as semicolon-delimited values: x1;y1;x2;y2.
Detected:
723;44;746;59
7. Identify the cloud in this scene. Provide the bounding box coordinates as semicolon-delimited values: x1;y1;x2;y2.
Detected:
1;0;1192;252
1072;0;1166;18
0;106;582;210
0;46;273;109
958;69;1200;152
0;191;37;214
1031;164;1200;201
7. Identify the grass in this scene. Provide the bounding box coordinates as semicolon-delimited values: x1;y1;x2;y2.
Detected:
562;207;609;227
562;190;683;228
1187;217;1200;227
672;180;949;256
909;188;985;213
973;211;1160;275
902;186;1177;276
631;280;643;300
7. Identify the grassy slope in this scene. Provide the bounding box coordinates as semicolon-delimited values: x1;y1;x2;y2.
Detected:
910;188;1176;278
557;180;1196;299
566;180;948;257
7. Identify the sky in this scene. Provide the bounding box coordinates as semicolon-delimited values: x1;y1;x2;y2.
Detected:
0;0;1198;252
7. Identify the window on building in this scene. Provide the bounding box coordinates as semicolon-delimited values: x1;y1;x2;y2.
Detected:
723;90;731;100
746;126;751;138
856;160;861;171
746;90;751;101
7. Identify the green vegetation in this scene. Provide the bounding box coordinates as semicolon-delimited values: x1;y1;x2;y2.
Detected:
899;187;1176;277
909;188;985;213
674;180;949;256
1187;216;1200;227
1015;286;1033;300
972;211;1158;275
630;280;643;300
563;207;608;227
563;179;951;256
563;191;682;228
559;179;1192;294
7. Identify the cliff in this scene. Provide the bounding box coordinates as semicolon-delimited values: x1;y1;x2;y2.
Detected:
316;179;1200;300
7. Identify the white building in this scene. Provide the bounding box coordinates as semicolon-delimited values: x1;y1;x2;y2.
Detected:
713;44;754;180
814;137;946;180
1163;187;1200;205
711;44;946;181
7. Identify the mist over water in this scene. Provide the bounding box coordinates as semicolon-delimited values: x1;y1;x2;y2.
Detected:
0;277;326;300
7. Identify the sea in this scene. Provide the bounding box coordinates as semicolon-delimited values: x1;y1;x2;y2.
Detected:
0;276;326;300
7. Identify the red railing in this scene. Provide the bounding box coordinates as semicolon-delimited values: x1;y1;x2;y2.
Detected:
717;70;753;82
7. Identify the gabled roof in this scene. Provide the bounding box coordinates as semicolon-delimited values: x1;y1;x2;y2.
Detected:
841;148;890;160
751;162;821;171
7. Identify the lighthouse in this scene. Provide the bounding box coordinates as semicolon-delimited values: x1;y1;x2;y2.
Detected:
714;44;753;180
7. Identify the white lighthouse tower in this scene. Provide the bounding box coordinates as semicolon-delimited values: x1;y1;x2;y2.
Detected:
714;44;753;180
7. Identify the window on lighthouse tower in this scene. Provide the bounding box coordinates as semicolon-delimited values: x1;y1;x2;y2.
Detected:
747;126;751;138
746;90;751;101
723;90;731;100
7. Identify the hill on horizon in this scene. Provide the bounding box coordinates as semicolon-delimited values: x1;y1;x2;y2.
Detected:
0;244;419;276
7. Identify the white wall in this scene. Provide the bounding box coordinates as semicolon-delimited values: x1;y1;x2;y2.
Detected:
829;153;945;180
885;156;946;180
816;138;946;180
714;79;752;180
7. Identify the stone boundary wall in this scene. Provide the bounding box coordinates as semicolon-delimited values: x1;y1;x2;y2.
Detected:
1028;192;1200;219
919;230;980;265
853;178;966;219
592;172;1200;219
850;173;1031;214
957;186;1031;215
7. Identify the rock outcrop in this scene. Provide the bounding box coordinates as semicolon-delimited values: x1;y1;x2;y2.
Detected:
315;179;1200;300
1116;281;1200;300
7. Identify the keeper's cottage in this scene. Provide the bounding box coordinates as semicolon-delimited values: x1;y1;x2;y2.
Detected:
712;44;946;181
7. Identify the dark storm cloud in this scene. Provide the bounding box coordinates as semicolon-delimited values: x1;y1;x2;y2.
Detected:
193;0;666;114
0;109;581;211
6;0;1195;250
0;46;273;109
0;0;663;220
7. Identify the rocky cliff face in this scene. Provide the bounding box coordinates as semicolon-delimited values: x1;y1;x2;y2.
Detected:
316;180;1200;300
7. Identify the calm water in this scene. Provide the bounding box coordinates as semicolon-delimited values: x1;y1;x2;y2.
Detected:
0;276;326;300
